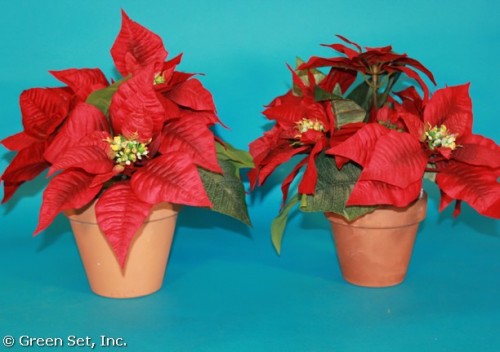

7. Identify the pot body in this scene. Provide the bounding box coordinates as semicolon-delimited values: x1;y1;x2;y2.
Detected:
66;202;179;298
325;192;427;287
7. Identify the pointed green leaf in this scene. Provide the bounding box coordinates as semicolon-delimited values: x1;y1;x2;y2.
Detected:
216;141;254;176
347;81;374;113
314;85;341;102
332;98;366;128
271;194;300;254
86;76;130;116
300;154;375;221
198;157;251;226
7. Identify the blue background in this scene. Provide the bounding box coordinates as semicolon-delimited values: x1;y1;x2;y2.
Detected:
1;0;499;351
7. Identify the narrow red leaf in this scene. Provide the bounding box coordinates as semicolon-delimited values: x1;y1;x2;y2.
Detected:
167;78;216;111
131;152;212;207
110;10;167;76
281;156;308;207
95;182;153;268
34;170;101;235
257;145;309;187
298;142;323;195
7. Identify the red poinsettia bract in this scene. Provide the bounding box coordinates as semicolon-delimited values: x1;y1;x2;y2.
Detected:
328;84;500;218
299;35;436;102
1;11;225;267
249;65;361;206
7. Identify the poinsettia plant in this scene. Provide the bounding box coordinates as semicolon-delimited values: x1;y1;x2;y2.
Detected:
0;10;252;267
249;35;500;253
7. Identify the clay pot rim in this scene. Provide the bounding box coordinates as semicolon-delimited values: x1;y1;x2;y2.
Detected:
64;201;181;224
325;191;428;229
66;212;179;225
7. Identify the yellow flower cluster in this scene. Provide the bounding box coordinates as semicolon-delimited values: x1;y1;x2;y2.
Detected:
108;135;149;166
296;118;326;134
425;124;457;150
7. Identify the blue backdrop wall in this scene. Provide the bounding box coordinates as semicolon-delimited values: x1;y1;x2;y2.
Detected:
1;1;499;351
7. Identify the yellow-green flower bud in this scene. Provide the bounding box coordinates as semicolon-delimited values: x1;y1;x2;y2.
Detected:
425;124;458;150
107;135;150;166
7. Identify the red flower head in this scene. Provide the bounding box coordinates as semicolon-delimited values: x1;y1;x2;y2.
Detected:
328;83;500;218
299;35;436;107
1;11;251;268
249;64;364;207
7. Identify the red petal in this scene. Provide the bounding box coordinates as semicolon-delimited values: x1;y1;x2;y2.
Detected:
44;102;110;164
281;156;308;206
131;152;212;206
159;115;221;173
166;78;216;111
436;161;500;218
50;68;109;101
326;123;389;166
334;35;362;52
109;66;165;140
157;96;181;120
110;10;167;76
49;145;113;175
398;111;424;139
1;132;39;151
20;88;71;139
360;131;427;188
1;142;49;202
298;56;359;72
34;170;101;234
323;43;360;59
256;145;309;186
438;189;454;212
390;65;431;102
249;126;281;166
95;182;153;268
298;142;323;194
318;68;357;93
1;142;48;183
2;182;23;203
424;84;472;137
452;134;500;168
347;179;423;207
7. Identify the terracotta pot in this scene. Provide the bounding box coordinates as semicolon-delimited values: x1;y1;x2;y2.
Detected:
65;202;179;298
325;192;427;287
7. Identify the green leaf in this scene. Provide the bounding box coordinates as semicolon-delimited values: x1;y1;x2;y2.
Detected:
314;85;341;102
198;155;251;226
300;154;375;221
216;141;254;174
332;98;366;128
347;80;374;114
86;76;130;116
271;194;300;254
